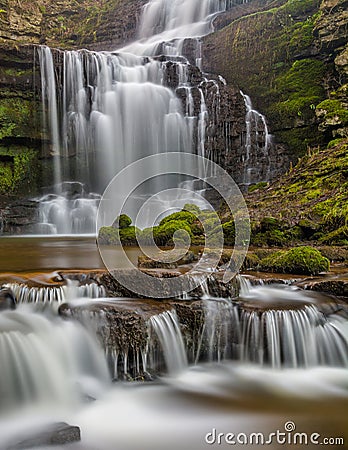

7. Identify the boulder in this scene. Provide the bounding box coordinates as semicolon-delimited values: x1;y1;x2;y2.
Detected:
6;422;80;449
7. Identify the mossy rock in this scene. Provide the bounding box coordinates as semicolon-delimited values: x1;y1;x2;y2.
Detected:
258;246;330;275
0;146;39;195
182;203;201;214
260;217;283;232
159;211;197;226
98;225;139;246
140;220;193;247
319;226;348;246
112;214;132;229
251;229;287;247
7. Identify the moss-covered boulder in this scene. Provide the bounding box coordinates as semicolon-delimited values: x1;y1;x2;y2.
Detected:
258;246;330;275
98;225;139;246
112;214;132;229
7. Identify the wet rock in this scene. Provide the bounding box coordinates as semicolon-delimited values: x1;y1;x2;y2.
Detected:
2;200;40;234
305;279;348;299
6;422;80;449
138;250;198;269
0;288;16;310
99;269;239;300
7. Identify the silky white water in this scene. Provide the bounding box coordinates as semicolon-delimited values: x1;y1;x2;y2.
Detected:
0;282;347;448
37;0;256;233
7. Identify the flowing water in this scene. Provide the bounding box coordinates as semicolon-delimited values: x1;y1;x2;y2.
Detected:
240;91;272;186
0;276;348;448
36;0;261;233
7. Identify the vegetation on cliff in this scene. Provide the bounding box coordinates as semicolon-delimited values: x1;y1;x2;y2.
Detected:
243;140;348;245
204;0;347;156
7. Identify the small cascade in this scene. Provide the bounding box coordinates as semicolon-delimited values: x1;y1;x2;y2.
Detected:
240;305;348;368
36;182;100;234
197;298;240;363
240;91;272;186
4;282;105;304
0;306;109;411
238;281;348;368
149;310;188;375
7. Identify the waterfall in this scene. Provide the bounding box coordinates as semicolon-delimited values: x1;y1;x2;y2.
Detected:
0;305;109;411
4;281;106;304
150;310;188;375
240;91;272;186
240;305;348;368
37;0;254;234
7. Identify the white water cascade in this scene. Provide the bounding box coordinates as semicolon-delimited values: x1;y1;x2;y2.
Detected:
4;281;106;305
150;310;188;375
37;0;253;234
240;91;272;186
0;305;109;411
238;282;348;368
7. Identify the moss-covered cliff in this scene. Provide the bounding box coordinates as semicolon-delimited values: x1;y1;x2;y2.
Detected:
203;0;348;158
241;139;348;245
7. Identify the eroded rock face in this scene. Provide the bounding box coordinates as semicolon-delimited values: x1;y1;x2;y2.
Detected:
1;200;40;234
314;0;348;67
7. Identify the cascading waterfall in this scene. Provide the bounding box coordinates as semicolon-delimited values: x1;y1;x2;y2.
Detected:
37;0;254;233
4;281;106;305
103;309;188;380
0;305;109;411
150;310;188;375
240;306;348;368
240;91;272;186
238;281;348;368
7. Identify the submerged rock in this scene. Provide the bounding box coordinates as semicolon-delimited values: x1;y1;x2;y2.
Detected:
6;422;80;449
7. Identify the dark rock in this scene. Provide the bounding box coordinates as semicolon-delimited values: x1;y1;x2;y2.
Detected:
0;288;16;310
138;250;198;269
6;422;80;449
2;200;40;234
305;279;348;298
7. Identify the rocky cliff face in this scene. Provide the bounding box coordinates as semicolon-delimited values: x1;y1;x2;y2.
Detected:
203;0;348;159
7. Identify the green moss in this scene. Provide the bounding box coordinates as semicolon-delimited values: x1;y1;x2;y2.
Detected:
0;146;38;194
319;226;348;246
98;225;140;246
328;138;345;148
258;246;330;275
0;96;35;139
98;226;120;245
139;220;193;247
222;221;235;246
112;214;132;229
159;210;197;226
248;181;268;193
182;203;201;214
270;59;325;121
